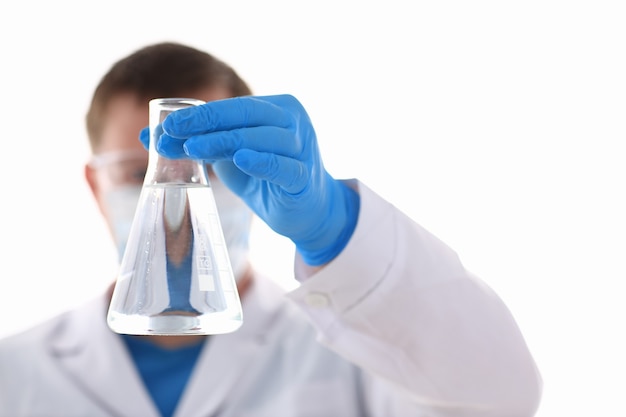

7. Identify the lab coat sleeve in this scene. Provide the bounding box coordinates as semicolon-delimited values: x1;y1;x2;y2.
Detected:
287;180;543;417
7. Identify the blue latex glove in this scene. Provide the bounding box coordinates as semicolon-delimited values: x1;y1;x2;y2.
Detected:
140;94;360;266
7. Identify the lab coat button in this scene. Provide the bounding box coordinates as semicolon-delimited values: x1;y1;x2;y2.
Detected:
304;292;330;308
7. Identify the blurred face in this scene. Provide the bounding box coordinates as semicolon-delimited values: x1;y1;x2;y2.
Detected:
85;87;254;280
85;92;154;243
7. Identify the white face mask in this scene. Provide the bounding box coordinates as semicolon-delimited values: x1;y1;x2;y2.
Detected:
102;180;253;282
211;179;253;281
103;185;142;263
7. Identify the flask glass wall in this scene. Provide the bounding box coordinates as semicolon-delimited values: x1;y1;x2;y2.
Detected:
107;98;243;335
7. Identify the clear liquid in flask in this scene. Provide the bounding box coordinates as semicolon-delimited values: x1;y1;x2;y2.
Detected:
107;183;243;335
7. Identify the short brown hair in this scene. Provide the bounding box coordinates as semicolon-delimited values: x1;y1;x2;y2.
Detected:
85;42;252;152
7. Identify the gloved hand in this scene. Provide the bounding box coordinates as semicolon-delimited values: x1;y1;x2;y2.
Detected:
140;94;360;266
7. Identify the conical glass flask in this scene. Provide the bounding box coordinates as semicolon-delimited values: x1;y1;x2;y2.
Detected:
107;98;243;335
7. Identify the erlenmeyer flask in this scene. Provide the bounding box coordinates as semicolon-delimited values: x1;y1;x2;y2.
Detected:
107;98;243;335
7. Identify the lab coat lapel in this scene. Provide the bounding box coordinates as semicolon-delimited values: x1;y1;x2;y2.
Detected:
48;294;160;417
174;276;287;417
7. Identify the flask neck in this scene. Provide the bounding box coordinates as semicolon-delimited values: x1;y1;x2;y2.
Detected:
146;97;210;187
145;151;209;186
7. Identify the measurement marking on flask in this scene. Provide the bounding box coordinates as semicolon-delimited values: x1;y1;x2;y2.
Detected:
197;256;215;291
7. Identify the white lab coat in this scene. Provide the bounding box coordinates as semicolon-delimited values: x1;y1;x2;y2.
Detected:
0;181;542;417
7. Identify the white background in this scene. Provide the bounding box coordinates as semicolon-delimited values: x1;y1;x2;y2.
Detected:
1;1;624;416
